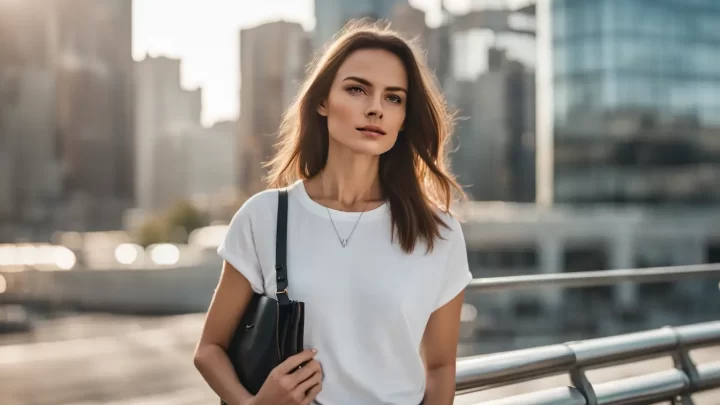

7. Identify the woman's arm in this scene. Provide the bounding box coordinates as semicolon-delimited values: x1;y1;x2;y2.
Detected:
420;290;466;405
193;260;256;405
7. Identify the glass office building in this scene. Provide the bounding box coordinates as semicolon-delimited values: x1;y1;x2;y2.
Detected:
544;0;720;205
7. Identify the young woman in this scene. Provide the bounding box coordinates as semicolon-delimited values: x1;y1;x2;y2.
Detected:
193;21;472;405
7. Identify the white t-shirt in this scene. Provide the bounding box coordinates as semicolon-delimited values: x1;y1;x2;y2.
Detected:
217;180;472;405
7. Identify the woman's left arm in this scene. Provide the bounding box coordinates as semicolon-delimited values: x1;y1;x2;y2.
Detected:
421;289;466;405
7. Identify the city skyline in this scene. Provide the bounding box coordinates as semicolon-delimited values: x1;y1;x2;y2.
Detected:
132;0;533;126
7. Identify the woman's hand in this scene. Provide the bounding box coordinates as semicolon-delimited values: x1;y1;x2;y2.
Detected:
250;349;323;405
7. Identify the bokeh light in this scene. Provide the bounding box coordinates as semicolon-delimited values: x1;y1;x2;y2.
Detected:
54;247;77;270
148;244;180;266
115;243;142;265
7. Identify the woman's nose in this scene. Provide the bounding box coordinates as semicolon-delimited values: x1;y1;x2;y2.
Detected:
365;98;383;119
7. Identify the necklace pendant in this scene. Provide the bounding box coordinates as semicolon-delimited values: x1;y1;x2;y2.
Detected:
341;239;348;248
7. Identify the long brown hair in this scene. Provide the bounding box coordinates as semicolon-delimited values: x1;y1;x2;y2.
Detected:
265;20;466;254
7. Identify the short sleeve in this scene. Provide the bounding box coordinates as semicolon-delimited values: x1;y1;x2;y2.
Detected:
217;199;265;294
433;218;473;311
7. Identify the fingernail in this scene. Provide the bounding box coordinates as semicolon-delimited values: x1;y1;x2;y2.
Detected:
311;348;317;353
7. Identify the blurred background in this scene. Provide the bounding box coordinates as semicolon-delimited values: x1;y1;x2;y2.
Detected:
1;0;719;404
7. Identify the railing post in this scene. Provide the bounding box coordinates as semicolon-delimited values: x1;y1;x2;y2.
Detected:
569;367;597;405
670;327;698;405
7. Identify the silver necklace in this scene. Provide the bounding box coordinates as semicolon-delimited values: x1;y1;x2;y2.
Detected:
319;172;371;248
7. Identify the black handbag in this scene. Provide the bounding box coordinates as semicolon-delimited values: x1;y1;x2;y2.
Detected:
222;188;305;403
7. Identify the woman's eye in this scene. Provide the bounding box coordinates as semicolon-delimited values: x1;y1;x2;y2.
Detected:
387;94;403;104
347;86;365;94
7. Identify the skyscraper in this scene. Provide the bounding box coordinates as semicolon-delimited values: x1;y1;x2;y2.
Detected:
314;0;406;49
444;5;537;202
53;0;135;231
134;55;203;211
537;0;720;206
0;1;67;241
0;0;135;241
238;21;312;195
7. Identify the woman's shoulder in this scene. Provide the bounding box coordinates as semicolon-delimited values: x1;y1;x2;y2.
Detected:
413;208;464;254
435;208;463;235
231;187;284;222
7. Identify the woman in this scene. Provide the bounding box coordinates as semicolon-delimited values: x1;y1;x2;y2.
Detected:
193;21;472;405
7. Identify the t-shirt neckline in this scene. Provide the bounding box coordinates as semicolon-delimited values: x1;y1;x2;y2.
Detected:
290;179;389;222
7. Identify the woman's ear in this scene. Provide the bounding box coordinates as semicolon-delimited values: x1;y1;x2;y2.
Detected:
317;100;328;117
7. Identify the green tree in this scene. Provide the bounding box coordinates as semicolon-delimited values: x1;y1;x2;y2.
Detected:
137;218;169;248
165;200;209;243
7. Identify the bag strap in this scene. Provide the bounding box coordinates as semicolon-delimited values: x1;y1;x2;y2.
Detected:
275;188;290;305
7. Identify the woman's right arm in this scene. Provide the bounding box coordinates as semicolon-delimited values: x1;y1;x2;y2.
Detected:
193;261;323;405
193;260;257;405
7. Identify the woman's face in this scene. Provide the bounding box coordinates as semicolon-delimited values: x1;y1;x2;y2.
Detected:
318;48;408;157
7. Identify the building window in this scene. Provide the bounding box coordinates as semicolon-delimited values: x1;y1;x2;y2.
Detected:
468;246;538;273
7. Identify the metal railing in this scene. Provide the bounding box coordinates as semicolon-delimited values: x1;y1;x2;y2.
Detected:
456;263;720;405
466;263;720;293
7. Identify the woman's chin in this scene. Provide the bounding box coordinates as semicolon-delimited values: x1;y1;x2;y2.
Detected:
330;136;392;156
347;141;394;157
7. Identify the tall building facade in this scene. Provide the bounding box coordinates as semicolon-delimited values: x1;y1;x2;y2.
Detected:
538;0;720;205
387;3;427;48
445;6;537;202
0;0;134;240
55;0;135;205
530;0;720;308
427;23;453;89
314;0;405;49
135;55;203;211
0;0;61;242
151;125;236;213
238;21;312;195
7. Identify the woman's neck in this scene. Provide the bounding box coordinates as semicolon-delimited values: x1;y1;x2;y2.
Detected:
305;149;385;212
